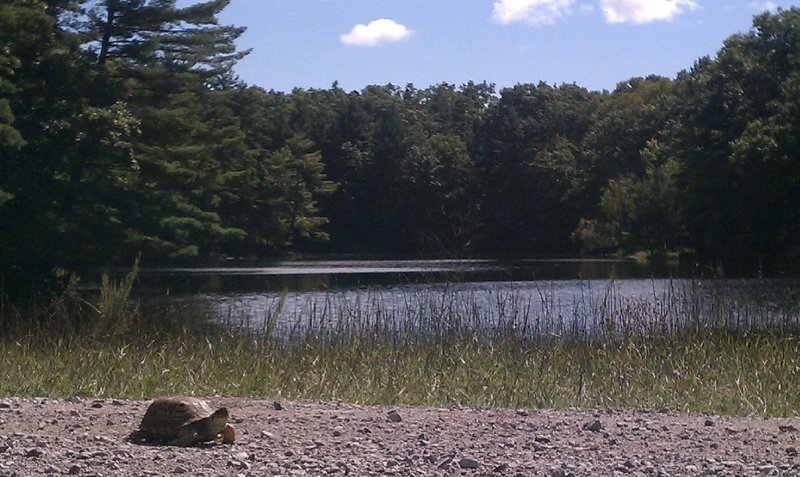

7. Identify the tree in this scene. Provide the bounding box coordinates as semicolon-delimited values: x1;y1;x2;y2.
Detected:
473;82;597;254
580;76;678;206
674;7;800;270
82;0;247;73
575;140;684;255
0;0;252;297
74;0;251;259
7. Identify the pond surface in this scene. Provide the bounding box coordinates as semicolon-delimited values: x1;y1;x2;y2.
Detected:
135;258;800;339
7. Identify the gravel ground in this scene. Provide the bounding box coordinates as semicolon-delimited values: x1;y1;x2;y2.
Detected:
0;396;799;476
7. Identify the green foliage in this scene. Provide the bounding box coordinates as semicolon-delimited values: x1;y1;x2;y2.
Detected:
474;82;597;254
674;7;800;270
576;140;684;254
4;5;800;299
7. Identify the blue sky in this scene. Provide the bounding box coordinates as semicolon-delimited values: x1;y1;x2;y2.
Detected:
205;0;797;93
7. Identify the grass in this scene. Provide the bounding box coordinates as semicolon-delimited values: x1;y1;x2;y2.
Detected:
1;267;799;416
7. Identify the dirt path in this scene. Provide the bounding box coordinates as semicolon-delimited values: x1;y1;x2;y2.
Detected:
0;396;798;476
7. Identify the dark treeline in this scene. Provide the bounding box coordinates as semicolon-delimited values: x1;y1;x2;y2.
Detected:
2;1;799;295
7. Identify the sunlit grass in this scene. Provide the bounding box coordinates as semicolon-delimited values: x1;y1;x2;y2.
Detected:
1;267;799;416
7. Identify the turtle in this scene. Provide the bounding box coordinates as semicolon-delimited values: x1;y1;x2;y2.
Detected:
128;396;235;446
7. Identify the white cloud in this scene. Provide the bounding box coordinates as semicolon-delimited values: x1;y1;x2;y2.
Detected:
492;0;575;25
600;0;697;24
340;18;413;47
757;1;778;12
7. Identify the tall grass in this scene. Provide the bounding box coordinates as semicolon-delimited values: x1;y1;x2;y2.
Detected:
2;269;799;416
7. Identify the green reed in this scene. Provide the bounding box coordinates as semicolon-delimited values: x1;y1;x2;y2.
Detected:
1;269;799;416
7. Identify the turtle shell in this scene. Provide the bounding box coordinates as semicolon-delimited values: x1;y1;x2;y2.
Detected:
137;396;216;440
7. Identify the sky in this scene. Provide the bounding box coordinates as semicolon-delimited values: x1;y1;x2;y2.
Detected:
199;0;797;93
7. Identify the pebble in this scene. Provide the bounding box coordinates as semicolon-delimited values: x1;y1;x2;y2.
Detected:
583;419;603;432
0;398;797;476
25;448;44;458
458;457;480;469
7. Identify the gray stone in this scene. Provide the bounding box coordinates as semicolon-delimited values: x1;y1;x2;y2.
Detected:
387;410;402;423
583;419;603;432
25;448;44;458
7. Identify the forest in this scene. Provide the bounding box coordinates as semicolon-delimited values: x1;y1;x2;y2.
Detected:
1;1;799;296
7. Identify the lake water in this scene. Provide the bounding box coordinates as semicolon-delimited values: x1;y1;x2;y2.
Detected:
135;258;800;339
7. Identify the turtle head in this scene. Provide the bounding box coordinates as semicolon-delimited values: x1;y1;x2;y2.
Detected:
210;407;235;444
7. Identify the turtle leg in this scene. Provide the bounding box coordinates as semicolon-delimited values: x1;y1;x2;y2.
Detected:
221;424;235;444
127;430;147;443
170;426;200;447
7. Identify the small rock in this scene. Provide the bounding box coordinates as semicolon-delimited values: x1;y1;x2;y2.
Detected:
228;459;250;471
43;464;60;474
492;463;509;473
68;464;81;475
534;435;551;443
233;452;249;461
613;464;631;473
90;401;103;409
549;467;567;477
583;419;603;432
25;448;44;458
69;410;80;417
786;447;798;456
704;419;714;426
779;425;798;433
459;457;480;469
272;401;283;411
533;442;550;452
173;466;188;474
387;410;402;423
437;456;454;470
